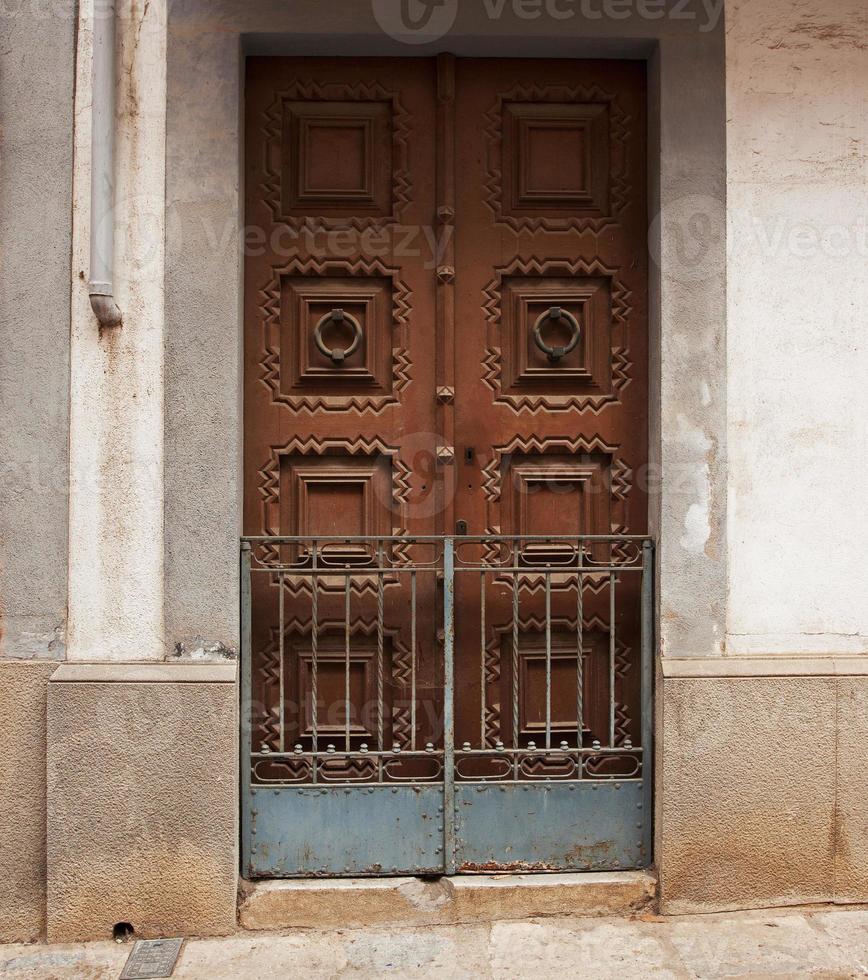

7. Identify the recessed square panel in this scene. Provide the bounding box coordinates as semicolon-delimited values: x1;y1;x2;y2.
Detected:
279;454;392;540
295;641;377;738
500;275;612;397
520;121;587;199
516;631;609;743
503;102;609;218
280;276;393;395
300;118;372;197
305;479;367;534
501;453;611;540
281;100;393;218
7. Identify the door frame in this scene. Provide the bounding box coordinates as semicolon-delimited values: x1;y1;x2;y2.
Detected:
164;1;728;878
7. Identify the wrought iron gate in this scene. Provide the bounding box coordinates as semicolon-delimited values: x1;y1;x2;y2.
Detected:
241;534;653;877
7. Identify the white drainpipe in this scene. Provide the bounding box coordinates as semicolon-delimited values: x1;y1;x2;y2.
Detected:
88;0;122;327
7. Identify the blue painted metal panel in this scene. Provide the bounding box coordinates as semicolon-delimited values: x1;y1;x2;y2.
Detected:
453;781;647;872
248;785;445;877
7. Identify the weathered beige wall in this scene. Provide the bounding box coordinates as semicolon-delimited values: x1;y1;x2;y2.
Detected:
658;664;868;913
726;0;868;654
46;665;238;942
0;662;55;942
657;0;868;917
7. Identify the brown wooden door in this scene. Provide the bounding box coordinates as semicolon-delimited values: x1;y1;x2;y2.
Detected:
244;58;443;760
451;59;648;759
244;55;647;867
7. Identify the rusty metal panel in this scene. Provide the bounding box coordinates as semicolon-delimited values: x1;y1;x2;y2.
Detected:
247;785;445;877
453;781;646;872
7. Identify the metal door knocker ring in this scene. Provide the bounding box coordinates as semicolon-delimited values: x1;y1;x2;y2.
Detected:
532;306;581;362
313;308;363;364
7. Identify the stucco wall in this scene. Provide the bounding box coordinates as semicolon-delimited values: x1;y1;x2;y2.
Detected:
0;3;74;659
726;0;868;655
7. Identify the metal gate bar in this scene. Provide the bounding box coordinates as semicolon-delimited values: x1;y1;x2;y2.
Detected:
241;535;654;877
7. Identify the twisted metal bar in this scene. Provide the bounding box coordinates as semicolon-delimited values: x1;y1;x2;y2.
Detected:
377;543;384;752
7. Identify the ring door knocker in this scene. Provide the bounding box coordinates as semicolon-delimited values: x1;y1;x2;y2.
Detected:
532;306;581;363
313;308;363;364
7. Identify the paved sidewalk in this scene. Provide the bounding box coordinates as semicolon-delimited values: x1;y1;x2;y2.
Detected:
1;908;867;979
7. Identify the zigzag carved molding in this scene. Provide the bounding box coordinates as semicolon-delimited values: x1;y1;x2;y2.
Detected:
483;82;631;235
255;616;413;750
481;432;624;502
258;255;413;415
262;78;411;229
257;435;410;593
257;435;411;508
481;256;633;414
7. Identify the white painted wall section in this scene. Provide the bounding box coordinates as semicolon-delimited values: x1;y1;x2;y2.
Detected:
726;0;868;654
67;0;167;661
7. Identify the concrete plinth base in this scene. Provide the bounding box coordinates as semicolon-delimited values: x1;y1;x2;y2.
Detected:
239;871;656;931
46;663;239;942
658;663;868;914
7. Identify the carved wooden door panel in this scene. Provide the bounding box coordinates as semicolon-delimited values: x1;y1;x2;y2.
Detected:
243;55;649;877
244;58;441;772
452;59;648;767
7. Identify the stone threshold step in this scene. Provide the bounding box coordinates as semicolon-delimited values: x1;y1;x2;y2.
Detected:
239;871;656;931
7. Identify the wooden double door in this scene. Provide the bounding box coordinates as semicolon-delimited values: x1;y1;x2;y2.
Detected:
244;55;648;874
